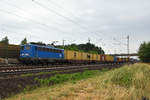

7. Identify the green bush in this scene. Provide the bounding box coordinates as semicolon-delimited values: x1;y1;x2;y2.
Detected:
56;43;105;54
138;42;150;62
34;70;102;86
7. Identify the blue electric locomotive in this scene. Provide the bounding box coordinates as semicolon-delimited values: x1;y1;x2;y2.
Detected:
20;43;64;64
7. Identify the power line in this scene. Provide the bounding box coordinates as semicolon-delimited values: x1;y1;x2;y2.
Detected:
47;0;106;43
0;8;73;36
32;0;107;47
1;0;75;34
47;0;81;20
0;26;39;38
32;0;79;24
32;0;96;35
1;0;105;46
0;0;82;36
113;37;127;46
2;0;104;42
0;0;28;14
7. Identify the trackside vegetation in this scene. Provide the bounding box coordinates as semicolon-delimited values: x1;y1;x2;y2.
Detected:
6;63;150;100
56;43;105;54
34;69;108;86
138;41;150;62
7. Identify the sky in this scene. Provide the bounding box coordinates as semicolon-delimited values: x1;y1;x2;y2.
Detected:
0;0;149;54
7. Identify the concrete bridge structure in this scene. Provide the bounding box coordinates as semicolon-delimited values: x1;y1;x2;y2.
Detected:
110;53;138;56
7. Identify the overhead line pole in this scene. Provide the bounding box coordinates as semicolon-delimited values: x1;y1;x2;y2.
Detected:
127;35;130;59
62;39;65;49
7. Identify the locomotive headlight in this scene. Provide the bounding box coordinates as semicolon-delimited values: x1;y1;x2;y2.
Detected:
25;53;29;56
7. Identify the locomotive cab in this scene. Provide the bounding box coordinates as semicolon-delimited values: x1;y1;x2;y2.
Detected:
20;44;33;58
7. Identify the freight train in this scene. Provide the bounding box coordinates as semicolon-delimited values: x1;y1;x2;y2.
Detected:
0;43;129;64
19;43;129;64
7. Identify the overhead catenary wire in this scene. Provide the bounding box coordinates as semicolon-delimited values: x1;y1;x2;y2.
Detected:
47;0;106;45
32;0;97;35
0;0;105;47
0;0;81;37
113;37;127;46
1;0;77;34
42;0;131;54
1;0;103;39
32;0;106;46
0;8;74;36
46;0;81;20
32;0;81;26
0;24;39;38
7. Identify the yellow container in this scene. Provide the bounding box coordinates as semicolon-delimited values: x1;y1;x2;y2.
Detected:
111;56;115;62
97;54;101;61
76;52;82;60
105;55;114;62
92;54;99;61
89;54;93;61
91;54;94;61
64;50;103;62
95;54;98;61
64;50;75;60
82;52;89;61
64;50;82;61
105;55;109;62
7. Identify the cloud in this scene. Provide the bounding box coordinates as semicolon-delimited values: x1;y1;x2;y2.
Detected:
0;0;149;54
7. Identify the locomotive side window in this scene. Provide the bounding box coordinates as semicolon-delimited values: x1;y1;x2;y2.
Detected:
21;46;24;50
58;50;60;53
38;47;40;51
38;47;42;51
46;48;49;52
49;48;52;52
43;48;45;51
42;48;45;51
54;49;57;53
36;46;62;53
35;47;37;51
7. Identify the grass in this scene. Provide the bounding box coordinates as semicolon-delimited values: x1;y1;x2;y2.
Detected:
23;69;108;92
5;63;150;100
20;71;59;77
34;70;100;85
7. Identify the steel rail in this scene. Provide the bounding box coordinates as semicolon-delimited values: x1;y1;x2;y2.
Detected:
0;63;124;77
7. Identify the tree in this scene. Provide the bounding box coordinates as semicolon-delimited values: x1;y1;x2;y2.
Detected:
21;38;27;45
56;42;105;54
30;41;46;46
36;41;46;45
138;42;150;62
78;43;105;54
0;36;9;44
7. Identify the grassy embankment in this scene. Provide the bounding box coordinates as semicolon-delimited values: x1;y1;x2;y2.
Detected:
6;63;150;100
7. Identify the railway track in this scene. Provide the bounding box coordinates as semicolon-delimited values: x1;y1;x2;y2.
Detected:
0;63;125;78
0;63;130;99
